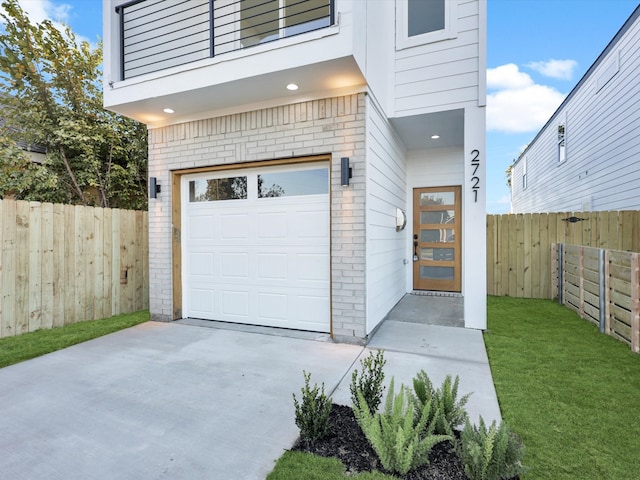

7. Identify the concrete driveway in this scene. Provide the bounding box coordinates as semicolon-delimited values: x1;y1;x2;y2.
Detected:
0;320;500;479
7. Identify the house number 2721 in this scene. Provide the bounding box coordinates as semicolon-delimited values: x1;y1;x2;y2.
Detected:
470;149;480;202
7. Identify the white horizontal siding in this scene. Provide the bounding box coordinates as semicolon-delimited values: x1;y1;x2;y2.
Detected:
406;148;464;188
365;95;407;334
394;0;480;117
512;13;640;213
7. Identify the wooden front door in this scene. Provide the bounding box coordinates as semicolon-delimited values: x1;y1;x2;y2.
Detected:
413;186;461;292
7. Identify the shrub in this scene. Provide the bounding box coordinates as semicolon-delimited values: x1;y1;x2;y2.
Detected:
350;349;386;415
292;370;332;443
412;370;471;436
353;377;451;475
459;416;526;480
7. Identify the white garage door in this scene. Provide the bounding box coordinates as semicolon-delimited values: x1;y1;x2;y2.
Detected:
182;163;330;332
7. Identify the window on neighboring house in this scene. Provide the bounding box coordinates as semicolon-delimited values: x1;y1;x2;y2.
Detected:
557;123;566;163
397;0;456;49
522;157;527;190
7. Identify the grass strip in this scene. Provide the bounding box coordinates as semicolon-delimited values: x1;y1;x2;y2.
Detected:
267;451;395;480
0;310;149;369
485;296;640;480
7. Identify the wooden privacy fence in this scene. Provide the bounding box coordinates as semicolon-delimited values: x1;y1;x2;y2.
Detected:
553;244;639;352
0;199;149;339
487;210;640;299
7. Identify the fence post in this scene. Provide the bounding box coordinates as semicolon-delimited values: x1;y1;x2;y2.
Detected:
579;246;585;318
558;243;564;304
604;249;611;335
631;253;639;353
551;243;557;299
598;248;606;333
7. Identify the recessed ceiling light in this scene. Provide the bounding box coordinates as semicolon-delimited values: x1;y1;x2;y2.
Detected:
431;135;440;139
163;108;175;114
286;83;299;91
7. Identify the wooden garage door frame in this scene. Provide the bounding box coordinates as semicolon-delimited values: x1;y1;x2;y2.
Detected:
170;154;332;332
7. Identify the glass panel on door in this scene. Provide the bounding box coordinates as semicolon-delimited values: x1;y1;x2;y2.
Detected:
413;186;461;292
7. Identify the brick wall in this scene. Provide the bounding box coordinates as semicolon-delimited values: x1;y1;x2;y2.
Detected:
148;93;368;343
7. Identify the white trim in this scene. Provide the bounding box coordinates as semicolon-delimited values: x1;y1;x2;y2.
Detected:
396;0;458;50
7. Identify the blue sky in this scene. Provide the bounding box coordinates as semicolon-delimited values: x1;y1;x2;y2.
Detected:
8;0;640;213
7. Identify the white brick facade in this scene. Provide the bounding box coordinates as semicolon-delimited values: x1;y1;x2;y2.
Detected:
148;93;369;343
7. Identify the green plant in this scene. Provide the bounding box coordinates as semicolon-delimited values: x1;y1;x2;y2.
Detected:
353;377;451;475
350;349;386;415
293;371;332;443
412;371;471;436
459;416;525;480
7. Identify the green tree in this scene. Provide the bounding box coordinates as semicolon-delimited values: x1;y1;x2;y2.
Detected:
0;0;148;209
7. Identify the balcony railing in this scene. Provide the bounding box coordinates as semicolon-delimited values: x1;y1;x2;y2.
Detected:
115;0;335;81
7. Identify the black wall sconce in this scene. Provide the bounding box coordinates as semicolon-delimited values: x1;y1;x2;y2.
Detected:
149;177;161;199
341;157;352;186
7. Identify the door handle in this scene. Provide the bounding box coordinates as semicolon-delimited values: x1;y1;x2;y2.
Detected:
413;234;418;262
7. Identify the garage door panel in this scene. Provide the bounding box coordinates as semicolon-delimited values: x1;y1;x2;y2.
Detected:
221;290;250;318
190;289;214;315
257;253;288;280
183;164;330;332
258;292;288;321
257;212;288;238
221;252;250;279
221;213;250;239
295;294;330;327
296;210;329;239
189;252;214;276
296;253;330;281
189;216;215;239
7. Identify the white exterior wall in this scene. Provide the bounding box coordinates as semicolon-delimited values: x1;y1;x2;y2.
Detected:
352;0;395;117
462;106;486;330
365;94;407;334
393;0;483;116
403;106;487;330
405;147;463;289
512;10;640;213
148;94;368;342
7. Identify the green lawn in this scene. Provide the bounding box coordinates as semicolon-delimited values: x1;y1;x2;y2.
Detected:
485;296;640;480
267;452;395;480
0;311;149;369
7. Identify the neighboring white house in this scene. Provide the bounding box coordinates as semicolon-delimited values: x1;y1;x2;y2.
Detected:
511;5;640;213
103;0;487;343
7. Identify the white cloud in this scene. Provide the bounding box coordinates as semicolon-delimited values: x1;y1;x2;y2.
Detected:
487;63;533;90
487;64;566;133
2;1;91;46
526;59;577;80
18;0;67;23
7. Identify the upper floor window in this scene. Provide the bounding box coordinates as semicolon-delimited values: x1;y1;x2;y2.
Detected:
116;0;334;80
557;123;566;164
397;0;457;49
522;157;528;190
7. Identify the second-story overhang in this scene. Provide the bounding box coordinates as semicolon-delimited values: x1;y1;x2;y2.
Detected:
104;22;366;128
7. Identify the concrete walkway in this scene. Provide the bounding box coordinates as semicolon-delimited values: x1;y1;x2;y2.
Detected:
0;320;500;480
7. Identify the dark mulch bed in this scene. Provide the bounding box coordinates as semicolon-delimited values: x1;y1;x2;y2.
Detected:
292;403;469;479
293;404;521;479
